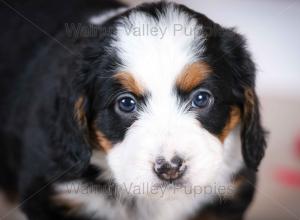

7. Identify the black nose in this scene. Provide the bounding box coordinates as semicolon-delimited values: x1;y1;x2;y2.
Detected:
153;156;186;181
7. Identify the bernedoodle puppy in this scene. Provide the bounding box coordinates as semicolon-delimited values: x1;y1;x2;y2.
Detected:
0;1;266;219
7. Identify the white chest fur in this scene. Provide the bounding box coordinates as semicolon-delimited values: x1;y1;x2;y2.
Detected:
55;181;205;220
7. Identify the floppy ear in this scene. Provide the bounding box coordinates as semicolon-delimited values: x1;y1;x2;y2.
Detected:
241;88;267;171
50;88;91;179
217;27;267;171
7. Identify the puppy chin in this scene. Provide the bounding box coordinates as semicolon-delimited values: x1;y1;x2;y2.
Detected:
118;181;190;200
118;176;222;201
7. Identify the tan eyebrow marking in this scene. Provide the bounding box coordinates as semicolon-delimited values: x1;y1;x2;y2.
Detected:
176;61;212;92
114;72;144;96
218;106;241;143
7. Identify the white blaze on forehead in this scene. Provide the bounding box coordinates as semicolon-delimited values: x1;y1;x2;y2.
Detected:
112;4;205;94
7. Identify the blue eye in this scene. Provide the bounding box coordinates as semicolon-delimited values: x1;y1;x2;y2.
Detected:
192;90;212;108
117;95;137;113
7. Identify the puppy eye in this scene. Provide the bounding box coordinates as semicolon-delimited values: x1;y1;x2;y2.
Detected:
116;94;137;113
191;90;213;109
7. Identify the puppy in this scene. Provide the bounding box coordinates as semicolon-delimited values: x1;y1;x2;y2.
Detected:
0;1;266;220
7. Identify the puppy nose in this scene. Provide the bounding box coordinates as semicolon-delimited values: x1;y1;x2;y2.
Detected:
153;156;186;181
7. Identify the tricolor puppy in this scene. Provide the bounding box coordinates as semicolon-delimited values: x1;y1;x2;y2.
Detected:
0;1;266;220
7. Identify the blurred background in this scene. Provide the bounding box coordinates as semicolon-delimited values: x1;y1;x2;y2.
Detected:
121;0;300;219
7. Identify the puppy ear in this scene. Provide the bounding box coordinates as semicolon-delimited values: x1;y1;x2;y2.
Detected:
241;88;267;171
217;27;267;171
51;91;91;179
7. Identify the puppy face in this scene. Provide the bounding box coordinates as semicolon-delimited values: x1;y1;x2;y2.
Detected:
77;2;266;199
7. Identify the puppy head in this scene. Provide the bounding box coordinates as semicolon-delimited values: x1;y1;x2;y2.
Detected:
75;2;266;198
